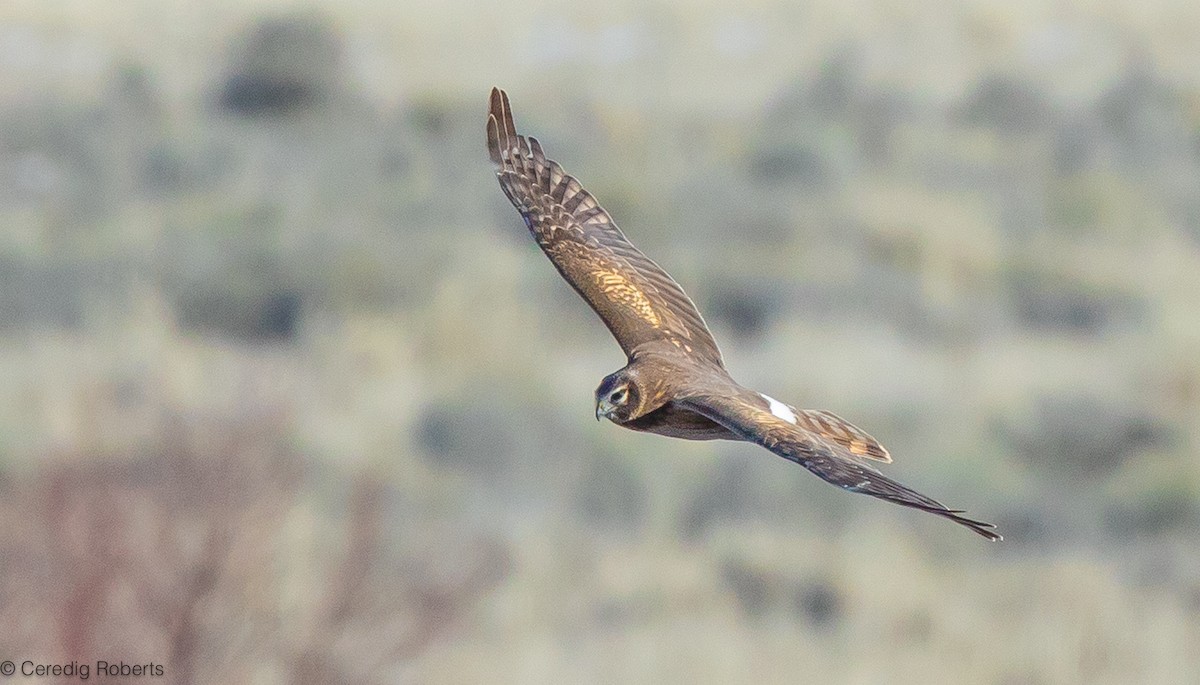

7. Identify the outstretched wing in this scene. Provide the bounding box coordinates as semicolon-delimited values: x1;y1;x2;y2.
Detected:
486;87;723;365
797;409;891;462
679;393;1000;541
765;396;891;463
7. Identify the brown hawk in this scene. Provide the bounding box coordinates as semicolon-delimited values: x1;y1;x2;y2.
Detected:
486;88;999;541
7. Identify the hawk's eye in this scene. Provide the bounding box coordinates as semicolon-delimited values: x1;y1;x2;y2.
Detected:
611;387;628;404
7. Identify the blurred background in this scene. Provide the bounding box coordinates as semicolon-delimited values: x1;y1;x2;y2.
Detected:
1;1;1198;683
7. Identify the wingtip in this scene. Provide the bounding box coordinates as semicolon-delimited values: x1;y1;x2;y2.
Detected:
487;87;519;166
963;518;1002;542
486;113;502;166
498;88;517;140
925;504;1001;542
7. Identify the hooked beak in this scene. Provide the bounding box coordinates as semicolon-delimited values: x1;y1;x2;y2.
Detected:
595;398;611;421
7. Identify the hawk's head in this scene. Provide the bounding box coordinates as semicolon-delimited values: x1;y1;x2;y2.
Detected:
594;369;644;424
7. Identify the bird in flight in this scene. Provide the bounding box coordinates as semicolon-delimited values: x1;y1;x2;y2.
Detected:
486;88;1000;541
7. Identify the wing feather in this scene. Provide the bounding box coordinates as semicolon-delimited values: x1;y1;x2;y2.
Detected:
679;393;1000;541
796;409;891;463
486;87;723;365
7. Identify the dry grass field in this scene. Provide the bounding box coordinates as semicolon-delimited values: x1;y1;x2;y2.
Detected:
0;1;1198;683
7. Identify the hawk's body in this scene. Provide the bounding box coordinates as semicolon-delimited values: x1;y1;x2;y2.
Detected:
486;88;999;541
624;401;734;441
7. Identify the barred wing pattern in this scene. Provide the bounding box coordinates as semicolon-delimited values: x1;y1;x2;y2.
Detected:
486;88;723;365
680;394;1001;540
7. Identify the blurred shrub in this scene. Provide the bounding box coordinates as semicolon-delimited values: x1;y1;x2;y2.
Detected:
1005;268;1146;336
416;400;519;481
702;279;784;341
1052;117;1104;175
573;451;648;533
106;64;164;123
955;73;1055;137
719;556;844;630
792;578;843;630
749;145;834;189
219;11;346;117
406;98;454;138
413;386;579;505
0;415;510;683
767;48;911;165
1103;460;1200;538
677;458;767;539
0;98;125;219
0;257;97;330
165;215;308;343
1104;482;1198;537
1095;62;1191;163
720;557;771;619
176;289;303;343
991;502;1054;548
997;394;1172;480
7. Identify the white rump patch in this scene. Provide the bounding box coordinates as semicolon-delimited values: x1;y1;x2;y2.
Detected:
760;393;797;424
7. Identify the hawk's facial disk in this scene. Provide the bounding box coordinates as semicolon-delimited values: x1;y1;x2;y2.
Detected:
595;374;637;423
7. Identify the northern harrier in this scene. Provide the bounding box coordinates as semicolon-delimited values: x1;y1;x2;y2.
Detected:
486;88;1000;541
